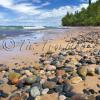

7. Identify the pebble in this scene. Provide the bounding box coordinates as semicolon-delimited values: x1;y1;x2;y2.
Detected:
54;85;63;93
95;66;100;75
0;80;4;84
87;67;95;76
25;75;37;85
70;76;82;84
42;88;49;95
24;70;33;76
63;83;73;93
8;72;21;84
9;93;20;100
59;95;66;100
46;65;56;71
30;86;40;97
96;95;100;100
43;81;56;89
78;67;87;78
0;90;8;98
56;70;66;76
64;67;74;72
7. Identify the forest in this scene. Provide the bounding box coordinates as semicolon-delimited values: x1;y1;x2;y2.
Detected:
62;0;100;26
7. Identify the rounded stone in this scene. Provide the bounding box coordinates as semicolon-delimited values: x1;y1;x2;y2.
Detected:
78;67;87;78
42;88;49;95
46;65;56;71
70;76;82;84
95;66;100;75
25;75;37;85
30;86;40;97
56;70;66;76
43;81;56;89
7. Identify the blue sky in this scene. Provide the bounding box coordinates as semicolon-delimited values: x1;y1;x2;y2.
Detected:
0;0;97;26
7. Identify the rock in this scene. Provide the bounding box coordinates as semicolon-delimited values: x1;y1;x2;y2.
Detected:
8;72;21;84
54;85;63;93
56;70;66;76
59;54;65;60
0;80;4;84
96;95;100;100
78;67;87;78
57;76;64;84
20;92;29;100
88;89;96;94
43;81;56;89
59;95;66;100
35;93;58;100
0;64;8;72
43;61;51;65
24;70;33;76
87;95;96;100
83;89;90;95
87;67;95;76
16;81;24;89
42;88;49;95
9;93;21;100
30;86;40;97
70;76;82;84
64;91;76;97
63;83;73;93
25;75;37;85
0;90;8;98
64;67;74;72
46;65;56;71
95;66;100;75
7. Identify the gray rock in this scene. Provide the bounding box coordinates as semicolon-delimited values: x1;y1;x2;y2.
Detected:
30;86;40;97
95;66;100;75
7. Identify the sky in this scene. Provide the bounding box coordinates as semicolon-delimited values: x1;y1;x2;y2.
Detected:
0;0;98;26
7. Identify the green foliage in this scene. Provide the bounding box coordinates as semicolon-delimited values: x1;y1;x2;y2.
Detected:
62;0;100;26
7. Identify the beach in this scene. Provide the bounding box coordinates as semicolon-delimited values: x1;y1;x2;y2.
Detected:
0;27;100;100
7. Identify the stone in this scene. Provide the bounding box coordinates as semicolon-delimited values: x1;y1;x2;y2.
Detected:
30;86;40;97
8;72;21;84
64;91;76;97
9;93;21;100
87;67;95;76
59;95;66;100
35;93;58;100
25;75;37;85
54;85;63;93
63;83;73;93
57;76;64;84
0;80;4;84
70;76;82;84
64;67;74;72
24;70;33;76
78;67;87;78
43;81;56;89
56;70;66;76
42;88;49;95
96;95;100;100
0;90;8;98
95;66;100;75
46;65;56;71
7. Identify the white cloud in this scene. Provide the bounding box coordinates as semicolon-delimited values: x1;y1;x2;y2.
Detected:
39;3;88;19
0;0;42;15
0;0;92;26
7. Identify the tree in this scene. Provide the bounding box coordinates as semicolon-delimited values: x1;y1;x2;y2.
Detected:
89;0;91;5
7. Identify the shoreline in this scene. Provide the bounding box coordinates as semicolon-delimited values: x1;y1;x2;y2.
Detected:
0;27;100;100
